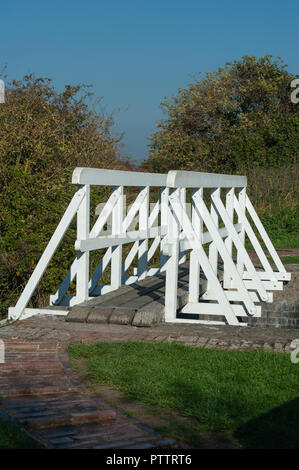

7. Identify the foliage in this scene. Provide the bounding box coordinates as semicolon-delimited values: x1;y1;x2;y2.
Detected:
0;74;130;316
144;56;299;249
246;162;299;249
145;55;299;173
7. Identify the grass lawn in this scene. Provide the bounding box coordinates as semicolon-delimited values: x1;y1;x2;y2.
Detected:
271;234;299;250
0;415;40;449
69;342;299;449
244;228;299;253
281;255;299;264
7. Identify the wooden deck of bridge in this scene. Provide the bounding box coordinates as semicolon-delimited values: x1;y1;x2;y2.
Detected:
66;262;225;326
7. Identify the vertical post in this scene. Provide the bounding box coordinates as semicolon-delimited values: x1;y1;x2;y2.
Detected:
164;188;180;321
76;184;90;303
111;186;124;289
160;186;169;270
189;188;203;302
208;188;220;290
138;186;149;280
179;187;187;264
223;187;234;289
237;187;246;276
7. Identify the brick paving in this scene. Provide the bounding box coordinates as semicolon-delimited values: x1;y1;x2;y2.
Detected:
0;336;179;449
0;314;299;448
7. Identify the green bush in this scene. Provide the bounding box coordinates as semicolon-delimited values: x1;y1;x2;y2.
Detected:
259;206;299;249
0;74;129;317
145;55;299;173
144;56;299;249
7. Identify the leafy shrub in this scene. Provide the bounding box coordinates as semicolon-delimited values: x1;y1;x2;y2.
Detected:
0;74;130;317
144;56;299;249
145;55;299;173
246;162;299;249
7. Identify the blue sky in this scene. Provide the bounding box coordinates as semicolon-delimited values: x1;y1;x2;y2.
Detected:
1;0;298;162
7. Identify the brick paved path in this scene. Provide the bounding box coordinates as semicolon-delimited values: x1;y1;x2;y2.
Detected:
1;315;297;350
0;336;177;449
0;315;298;448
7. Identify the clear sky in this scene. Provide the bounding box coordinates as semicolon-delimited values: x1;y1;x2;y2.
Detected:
1;0;298;162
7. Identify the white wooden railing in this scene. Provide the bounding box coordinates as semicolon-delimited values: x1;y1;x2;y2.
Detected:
8;167;291;325
163;170;290;325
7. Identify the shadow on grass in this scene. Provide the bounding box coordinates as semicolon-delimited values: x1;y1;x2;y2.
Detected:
69;342;299;449
158;380;299;449
235;398;299;449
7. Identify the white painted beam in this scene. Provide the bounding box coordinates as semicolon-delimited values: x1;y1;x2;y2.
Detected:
72;167;167;187
76;226;168;252
167;170;247;189
181;302;261;317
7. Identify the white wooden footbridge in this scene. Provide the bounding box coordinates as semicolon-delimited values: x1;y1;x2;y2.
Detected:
9;167;291;326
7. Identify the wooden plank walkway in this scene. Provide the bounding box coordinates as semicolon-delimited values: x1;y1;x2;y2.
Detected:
66;263;224;326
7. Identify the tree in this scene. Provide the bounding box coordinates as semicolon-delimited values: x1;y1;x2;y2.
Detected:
145;55;299;173
0;74;123;178
0;74;129;316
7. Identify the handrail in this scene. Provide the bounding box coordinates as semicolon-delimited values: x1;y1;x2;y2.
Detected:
167;170;247;188
72;167;167;187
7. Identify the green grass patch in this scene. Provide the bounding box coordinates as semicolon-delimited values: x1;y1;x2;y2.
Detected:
0;416;41;449
259;207;299;250
271;233;299;250
281;256;299;264
68;342;299;449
